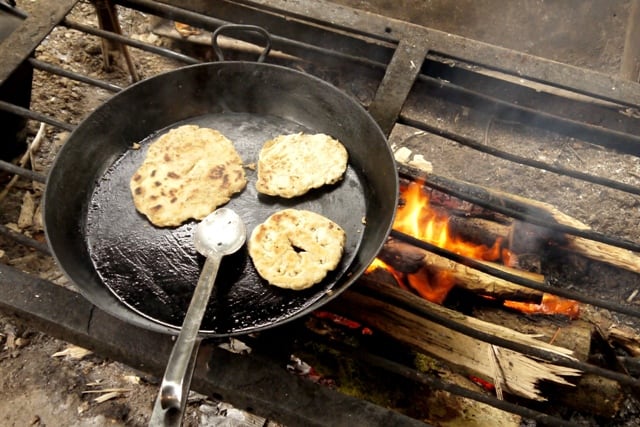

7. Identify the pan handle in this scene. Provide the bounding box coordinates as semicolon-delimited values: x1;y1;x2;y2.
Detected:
211;24;272;63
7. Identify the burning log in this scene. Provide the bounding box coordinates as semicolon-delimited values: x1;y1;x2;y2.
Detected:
461;180;640;274
397;161;640;274
331;279;581;401
447;215;511;249
378;237;544;302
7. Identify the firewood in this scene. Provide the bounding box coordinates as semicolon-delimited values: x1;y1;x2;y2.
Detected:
562;236;640;274
472;306;625;416
474;309;588;354
607;325;640;357
398;165;640;274
447;215;511;249
332;279;581;401
467;183;640;274
378;238;544;302
556;374;625;418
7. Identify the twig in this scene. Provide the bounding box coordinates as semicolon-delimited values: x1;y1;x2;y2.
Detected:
82;388;133;394
566;144;584;163
488;345;505;400
0;123;46;201
548;327;562;346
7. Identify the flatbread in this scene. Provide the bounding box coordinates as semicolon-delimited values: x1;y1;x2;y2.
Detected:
248;209;346;290
255;133;348;198
130;125;246;227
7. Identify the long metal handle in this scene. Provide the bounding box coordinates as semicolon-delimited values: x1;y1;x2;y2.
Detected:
155;255;221;412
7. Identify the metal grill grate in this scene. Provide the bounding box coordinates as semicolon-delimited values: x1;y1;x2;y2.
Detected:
1;1;640;426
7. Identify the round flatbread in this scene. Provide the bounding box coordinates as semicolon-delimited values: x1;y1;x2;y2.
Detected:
248;209;346;290
255;133;348;198
130;125;246;227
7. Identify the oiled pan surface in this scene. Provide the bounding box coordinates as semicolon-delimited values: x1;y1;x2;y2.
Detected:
86;113;366;334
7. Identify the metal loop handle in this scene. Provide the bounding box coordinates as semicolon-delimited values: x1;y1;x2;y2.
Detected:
211;24;272;63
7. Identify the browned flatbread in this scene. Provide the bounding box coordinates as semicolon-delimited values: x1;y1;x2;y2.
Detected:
248;209;346;290
130;125;246;227
255;133;348;198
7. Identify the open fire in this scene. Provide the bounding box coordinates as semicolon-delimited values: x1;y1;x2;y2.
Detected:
367;179;580;318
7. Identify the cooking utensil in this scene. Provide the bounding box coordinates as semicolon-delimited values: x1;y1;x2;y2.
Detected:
45;61;397;336
151;208;245;424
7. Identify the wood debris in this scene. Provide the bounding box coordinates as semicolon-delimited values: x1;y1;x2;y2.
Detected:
330;281;581;401
51;344;93;360
17;191;36;229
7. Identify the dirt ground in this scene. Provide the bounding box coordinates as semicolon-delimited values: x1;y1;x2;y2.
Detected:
0;0;637;426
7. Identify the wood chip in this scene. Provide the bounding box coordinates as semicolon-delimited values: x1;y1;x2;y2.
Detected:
51;344;93;360
18;191;36;229
122;375;141;385
92;391;123;403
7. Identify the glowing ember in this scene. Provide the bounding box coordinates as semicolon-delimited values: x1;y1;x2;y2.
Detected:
504;294;580;319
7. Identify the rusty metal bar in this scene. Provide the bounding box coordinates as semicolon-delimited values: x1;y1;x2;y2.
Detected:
368;37;428;136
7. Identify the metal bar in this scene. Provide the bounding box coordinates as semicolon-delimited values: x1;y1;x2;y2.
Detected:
409;168;640;253
116;0;393;69
410;73;640;156
368;37;428;135
0;224;50;254
0;100;76;131
390;228;640;320
400;116;640;196
61;18;201;65
0;0;79;85
321;332;582;427
0;159;46;183
0;263;430;427
28;58;122;93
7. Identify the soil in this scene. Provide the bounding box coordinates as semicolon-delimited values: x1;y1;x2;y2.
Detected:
0;0;638;426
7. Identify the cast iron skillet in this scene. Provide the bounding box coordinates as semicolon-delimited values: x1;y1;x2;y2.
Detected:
44;60;398;336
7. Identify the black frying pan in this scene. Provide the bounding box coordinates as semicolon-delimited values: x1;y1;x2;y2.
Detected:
44;61;398;336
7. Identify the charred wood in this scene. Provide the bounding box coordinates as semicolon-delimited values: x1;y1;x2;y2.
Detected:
378;237;544;302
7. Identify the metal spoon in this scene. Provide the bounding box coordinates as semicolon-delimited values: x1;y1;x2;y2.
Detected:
151;208;246;422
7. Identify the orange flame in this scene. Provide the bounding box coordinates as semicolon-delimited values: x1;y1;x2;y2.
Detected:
394;181;503;261
366;180;579;318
